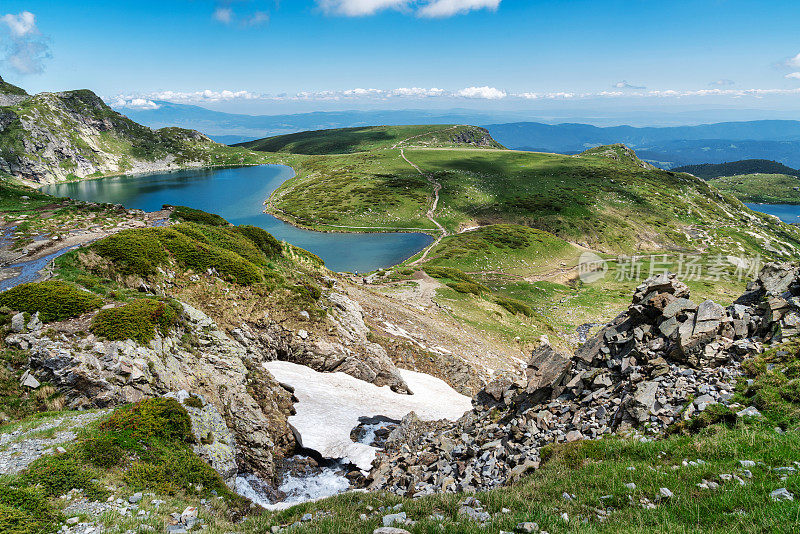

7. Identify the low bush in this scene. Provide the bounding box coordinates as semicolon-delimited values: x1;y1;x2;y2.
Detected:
123;446;224;495
668;403;737;435
235;225;282;257
20;454;107;500
493;296;534;317
80;432;126;468
90;299;181;343
0;281;102;322
0;482;60;534
92;229;168;277
99;398;193;443
169;205;229;226
447;281;486;295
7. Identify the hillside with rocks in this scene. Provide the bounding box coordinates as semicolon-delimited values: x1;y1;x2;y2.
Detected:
0;77;267;185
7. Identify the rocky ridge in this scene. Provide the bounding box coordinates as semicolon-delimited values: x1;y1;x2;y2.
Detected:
0;82;254;184
365;264;799;497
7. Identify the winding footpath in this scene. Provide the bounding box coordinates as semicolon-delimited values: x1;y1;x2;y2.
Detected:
403;148;447;265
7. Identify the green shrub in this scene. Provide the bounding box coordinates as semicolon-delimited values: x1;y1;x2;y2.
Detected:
424;266;475;282
447;281;486;295
92;229;168;277
0;482;60;533
159;228;264;285
173;223;267;267
0;503;57;534
669;403;737;435
493;296;534;317
100;398;193;443
21;454;106;500
90;299;180;343
169;205;229;226
80;433;126;468
292;281;322;302
0;281;102;322
123;446;223;495
183;394;204;409
235;225;282;257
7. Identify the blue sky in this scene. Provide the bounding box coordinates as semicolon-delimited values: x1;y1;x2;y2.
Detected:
2;0;800;114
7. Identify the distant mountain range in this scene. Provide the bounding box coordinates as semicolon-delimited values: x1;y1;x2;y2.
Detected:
118;102;800;169
672;159;800;179
484;121;800;168
121;103;522;145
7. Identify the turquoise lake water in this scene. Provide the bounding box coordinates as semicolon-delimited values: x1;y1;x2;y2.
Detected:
745;203;800;224
41;165;433;273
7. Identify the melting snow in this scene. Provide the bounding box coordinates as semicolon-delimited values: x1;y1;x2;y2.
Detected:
263;360;472;471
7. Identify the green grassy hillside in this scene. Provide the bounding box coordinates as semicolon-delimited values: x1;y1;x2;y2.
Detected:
0;75;28;97
709;173;800;204
259;139;800;259
237;124;504;154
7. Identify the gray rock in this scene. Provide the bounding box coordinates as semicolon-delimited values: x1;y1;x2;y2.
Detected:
382;512;407;527
696;300;725;322
770;488;794;501
515;522;539;533
758;263;798;296
659;487;673;499
737;406;762;418
524;344;572;404
10;313;25;333
128;492;142;504
19;370;40;389
662;298;697;319
373;528;412;534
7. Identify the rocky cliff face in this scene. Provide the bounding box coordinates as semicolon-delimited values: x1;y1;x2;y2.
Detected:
5;301;296;482
0;83;241;184
449;126;504;149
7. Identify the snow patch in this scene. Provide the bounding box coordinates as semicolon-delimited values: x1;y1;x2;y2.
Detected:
263;360;472;471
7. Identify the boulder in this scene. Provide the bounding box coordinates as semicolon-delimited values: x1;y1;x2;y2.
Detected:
523;344;572;404
757;263;798;296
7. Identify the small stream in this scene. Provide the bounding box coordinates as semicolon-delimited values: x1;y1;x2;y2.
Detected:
0;243;80;291
236;416;400;509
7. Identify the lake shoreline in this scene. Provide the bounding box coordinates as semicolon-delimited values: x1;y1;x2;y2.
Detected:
40;165;434;273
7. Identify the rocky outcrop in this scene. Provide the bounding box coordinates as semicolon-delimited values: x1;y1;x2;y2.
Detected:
167;390;238;485
5;302;295;480
448;127;503;148
366;265;799;497
231;292;411;394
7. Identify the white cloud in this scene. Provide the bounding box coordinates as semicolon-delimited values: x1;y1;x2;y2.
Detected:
786;72;800;80
111;97;161;110
786;53;800;69
417;0;500;17
317;0;500;17
0;11;50;75
391;87;445;97
1;11;36;37
213;7;234;24
709;79;734;86
317;0;410;16
108;84;800;109
457;86;506;99
243;11;269;26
